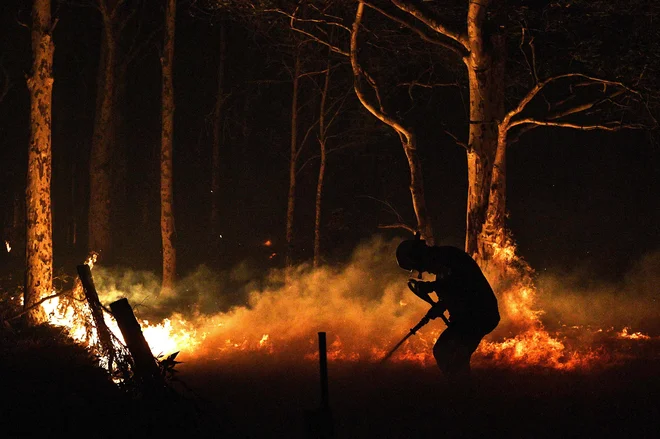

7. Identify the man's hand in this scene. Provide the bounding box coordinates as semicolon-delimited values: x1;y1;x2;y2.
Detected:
408;279;435;296
426;302;447;320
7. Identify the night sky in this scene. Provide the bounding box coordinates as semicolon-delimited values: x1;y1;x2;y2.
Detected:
0;1;658;282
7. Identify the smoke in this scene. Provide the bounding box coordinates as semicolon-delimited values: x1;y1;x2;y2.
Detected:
87;237;659;365
535;250;660;334
91;236;434;362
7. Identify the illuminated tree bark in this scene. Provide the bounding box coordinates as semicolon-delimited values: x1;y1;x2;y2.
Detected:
211;21;227;237
25;0;54;325
463;2;506;261
392;0;506;260
480;72;644;261
387;1;643;263
161;0;176;294
89;0;122;260
231;1;650;265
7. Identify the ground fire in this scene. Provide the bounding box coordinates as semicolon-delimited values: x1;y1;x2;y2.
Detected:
40;237;658;374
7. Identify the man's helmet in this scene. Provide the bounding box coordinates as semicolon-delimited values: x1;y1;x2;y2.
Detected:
396;232;426;271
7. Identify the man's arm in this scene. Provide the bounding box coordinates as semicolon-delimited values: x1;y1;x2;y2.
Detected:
407;279;437;305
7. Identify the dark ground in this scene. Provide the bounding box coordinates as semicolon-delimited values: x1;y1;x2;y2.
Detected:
177;354;660;439
0;323;658;438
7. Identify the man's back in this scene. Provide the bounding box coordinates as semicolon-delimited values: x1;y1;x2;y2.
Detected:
429;246;499;326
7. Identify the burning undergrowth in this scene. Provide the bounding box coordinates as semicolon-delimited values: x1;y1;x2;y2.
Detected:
52;236;656;373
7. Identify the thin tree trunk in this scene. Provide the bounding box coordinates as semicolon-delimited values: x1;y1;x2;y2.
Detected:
285;48;301;267
89;1;117;260
161;0;176;294
314;58;331;267
25;0;54;325
211;21;226;237
351;3;434;243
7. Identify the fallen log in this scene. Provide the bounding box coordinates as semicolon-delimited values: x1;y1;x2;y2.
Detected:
109;298;164;389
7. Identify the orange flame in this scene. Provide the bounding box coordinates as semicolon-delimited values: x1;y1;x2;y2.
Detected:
41;238;655;372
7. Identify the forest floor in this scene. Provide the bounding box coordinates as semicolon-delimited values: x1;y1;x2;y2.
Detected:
1;265;658;438
176;353;660;439
1;323;658;438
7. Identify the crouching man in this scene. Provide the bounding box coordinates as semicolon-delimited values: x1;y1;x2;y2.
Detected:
396;235;500;382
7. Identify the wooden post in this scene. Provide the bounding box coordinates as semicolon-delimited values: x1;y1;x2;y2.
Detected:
305;331;334;438
109;298;163;387
318;332;329;409
77;264;115;367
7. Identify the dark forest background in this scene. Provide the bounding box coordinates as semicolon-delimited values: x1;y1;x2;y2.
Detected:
1;0;658;282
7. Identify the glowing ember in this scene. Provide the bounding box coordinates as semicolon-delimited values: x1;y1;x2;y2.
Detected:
5;240;10;253
618;327;651;340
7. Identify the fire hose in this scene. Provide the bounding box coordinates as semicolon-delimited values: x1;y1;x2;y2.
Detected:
380;281;450;364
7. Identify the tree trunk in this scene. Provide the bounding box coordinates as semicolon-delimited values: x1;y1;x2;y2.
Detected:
285;47;301;267
402;134;434;245
479;122;508;258
161;0;176;294
464;1;505;262
89;1;118;260
210;21;226;237
351;3;434;243
314;58;331;267
25;0;54;326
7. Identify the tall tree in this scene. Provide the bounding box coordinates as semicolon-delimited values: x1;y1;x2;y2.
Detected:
285;43;302;267
312;51;352;266
25;0;54;325
285;1;653;263
275;2;436;242
314;56;332;267
161;0;177;294
89;0;124;260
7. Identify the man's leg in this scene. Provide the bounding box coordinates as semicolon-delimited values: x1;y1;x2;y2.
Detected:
433;325;482;380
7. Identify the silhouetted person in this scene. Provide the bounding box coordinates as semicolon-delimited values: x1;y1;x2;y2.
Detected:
396;235;500;383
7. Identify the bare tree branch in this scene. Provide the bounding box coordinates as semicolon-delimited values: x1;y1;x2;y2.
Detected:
358;195;415;233
271;8;349;57
502;73;640;131
398;77;459;101
508;118;645;132
444;129;468;150
389;0;469;55
266;7;352;33
7;289;71;321
518;24;539;85
377;223;416;233
294;119;320;167
351;2;412;145
545;89;627;121
362;1;468;57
